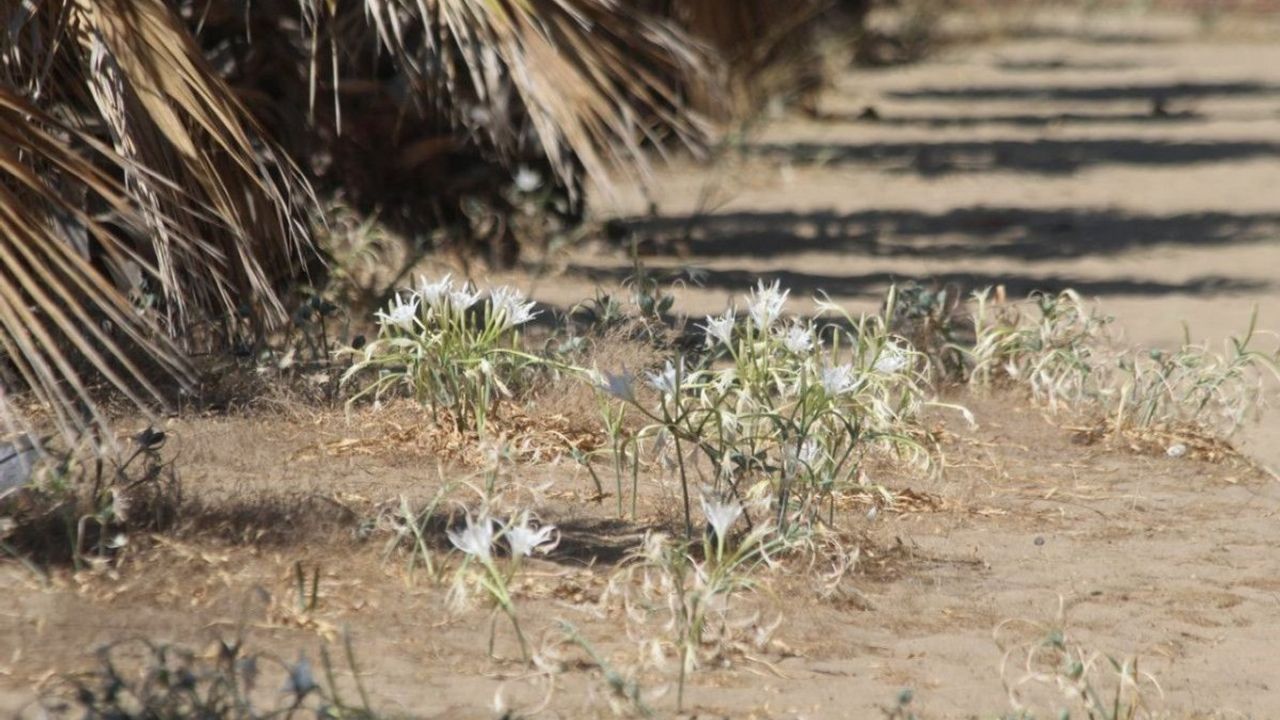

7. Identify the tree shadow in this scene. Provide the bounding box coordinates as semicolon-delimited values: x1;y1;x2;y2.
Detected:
993;27;1177;45
547;517;662;566
615;208;1280;262
993;58;1145;72
564;265;1269;300
815;109;1205;128
885;80;1280;102
746;138;1280;175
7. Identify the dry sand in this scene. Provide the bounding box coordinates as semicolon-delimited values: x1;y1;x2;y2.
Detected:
4;11;1280;718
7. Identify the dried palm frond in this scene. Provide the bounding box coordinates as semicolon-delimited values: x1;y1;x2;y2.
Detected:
1;0;316;448
0;87;191;442
301;0;713;195
637;0;852;119
2;0;731;451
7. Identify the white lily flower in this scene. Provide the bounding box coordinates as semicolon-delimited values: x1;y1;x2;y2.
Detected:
820;363;859;396
712;367;737;393
646;360;682;396
417;274;454;311
720;409;740;443
874;344;909;374
506;513;558;558
798;437;821;467
375;292;420;332
700;495;743;541
781;323;814;354
599;369;637;401
448;513;495;561
448;282;482;313
746;279;789;330
489;286;540;330
514;166;543;193
699;309;736;348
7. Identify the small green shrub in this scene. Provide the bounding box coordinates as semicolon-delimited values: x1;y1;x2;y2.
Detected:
39;633;380;719
582;281;946;535
340;275;543;433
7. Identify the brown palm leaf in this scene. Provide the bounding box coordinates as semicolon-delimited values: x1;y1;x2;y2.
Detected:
1;0;316;448
312;0;713;194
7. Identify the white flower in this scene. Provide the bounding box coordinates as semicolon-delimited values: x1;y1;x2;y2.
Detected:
448;513;495;561
447;282;482;313
599;369;636;401
712;367;737;393
798;438;821;467
699;309;736;348
720;409;740;443
489;286;540;330
283;655;316;699
514;166;543;193
506;513;557;558
820;363;859;396
646;360;681;396
417;274;454;311
375;292;420;332
783;440;822;478
874;344;909;374
781;323;814;354
746;279;789;330
700;495;743;541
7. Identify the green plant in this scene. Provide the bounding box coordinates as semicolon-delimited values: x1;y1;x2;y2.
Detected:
558;620;655;718
881;688;919;720
1112;310;1280;436
967;289;1114;411
966;289;1280;440
45;631;379;719
889;281;967;380
581;281;946;537
996;615;1164;720
447;510;558;664
340;275;544;433
610;501;794;713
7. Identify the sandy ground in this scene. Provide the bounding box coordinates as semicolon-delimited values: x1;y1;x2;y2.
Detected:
538;15;1280;470
4;11;1280;719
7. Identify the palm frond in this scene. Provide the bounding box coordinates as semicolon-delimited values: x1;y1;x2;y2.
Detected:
636;0;836;118
0;87;191;441
1;0;316;447
319;0;713;194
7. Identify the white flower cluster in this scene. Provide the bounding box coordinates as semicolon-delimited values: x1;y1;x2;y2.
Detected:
374;274;540;333
448;511;558;561
747;279;789;330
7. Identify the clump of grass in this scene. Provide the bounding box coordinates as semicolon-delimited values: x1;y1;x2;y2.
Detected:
1111;310;1280;437
965;289;1280;443
340;275;544;433
1;427;178;571
966;289;1114;412
38;631;380;719
606;498;794;712
581;281;952;536
995;607;1164;720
